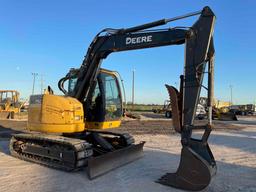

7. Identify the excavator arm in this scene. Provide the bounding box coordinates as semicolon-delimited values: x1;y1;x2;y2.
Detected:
60;6;216;190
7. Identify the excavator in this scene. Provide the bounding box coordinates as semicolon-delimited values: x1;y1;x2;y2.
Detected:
10;6;216;191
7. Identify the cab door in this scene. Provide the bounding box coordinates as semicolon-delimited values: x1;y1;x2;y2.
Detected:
85;70;123;129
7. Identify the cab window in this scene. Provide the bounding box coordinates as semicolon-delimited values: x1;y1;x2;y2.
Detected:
103;73;122;120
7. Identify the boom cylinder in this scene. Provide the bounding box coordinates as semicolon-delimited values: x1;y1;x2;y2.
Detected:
120;9;202;34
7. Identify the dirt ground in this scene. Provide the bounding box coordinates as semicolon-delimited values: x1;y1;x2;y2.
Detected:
0;113;256;192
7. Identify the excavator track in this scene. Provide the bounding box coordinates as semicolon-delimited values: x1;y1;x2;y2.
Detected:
9;133;93;171
10;132;144;179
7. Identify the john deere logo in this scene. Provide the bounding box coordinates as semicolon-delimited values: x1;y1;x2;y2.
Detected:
126;35;152;45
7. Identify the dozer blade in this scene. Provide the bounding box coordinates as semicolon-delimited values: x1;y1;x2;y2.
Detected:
157;140;216;191
87;142;145;179
218;112;237;121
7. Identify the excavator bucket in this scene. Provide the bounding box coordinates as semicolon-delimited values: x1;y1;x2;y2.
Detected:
157;139;216;191
87;142;145;179
160;85;217;191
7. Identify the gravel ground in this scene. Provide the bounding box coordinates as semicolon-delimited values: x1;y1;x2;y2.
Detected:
0;114;255;192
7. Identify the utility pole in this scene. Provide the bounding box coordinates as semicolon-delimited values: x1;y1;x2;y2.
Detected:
31;72;38;95
132;69;135;111
40;74;44;94
229;85;233;105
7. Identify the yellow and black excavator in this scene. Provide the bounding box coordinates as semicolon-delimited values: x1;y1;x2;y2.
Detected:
10;7;216;191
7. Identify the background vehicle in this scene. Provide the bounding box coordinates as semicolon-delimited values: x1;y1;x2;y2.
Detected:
196;104;207;120
230;104;256;115
199;97;237;120
0;90;24;119
152;100;172;118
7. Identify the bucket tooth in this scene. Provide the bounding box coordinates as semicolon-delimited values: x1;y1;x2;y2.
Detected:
157;142;216;191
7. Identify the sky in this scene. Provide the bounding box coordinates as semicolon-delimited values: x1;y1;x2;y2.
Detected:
0;0;256;104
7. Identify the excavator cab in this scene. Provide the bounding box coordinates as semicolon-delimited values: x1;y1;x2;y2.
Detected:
67;68;123;129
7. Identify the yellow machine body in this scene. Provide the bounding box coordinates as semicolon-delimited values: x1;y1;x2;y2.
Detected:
28;94;85;133
28;69;122;133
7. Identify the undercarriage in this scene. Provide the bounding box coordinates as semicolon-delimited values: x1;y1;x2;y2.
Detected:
10;131;144;178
